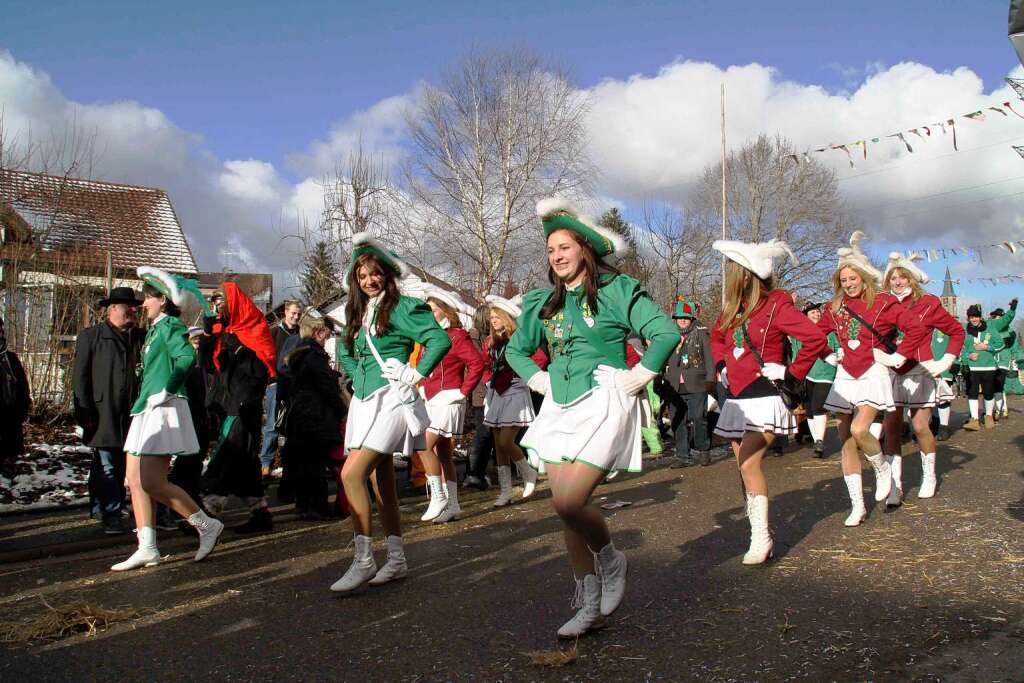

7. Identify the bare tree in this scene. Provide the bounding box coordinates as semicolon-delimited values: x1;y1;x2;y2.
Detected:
402;48;593;297
691;134;855;303
637;203;720;314
321;138;398;258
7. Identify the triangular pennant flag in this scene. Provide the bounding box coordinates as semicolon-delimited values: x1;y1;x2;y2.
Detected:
963;111;986;121
989;106;1008;116
910;128;926;141
923;126;932;136
787;154;799;165
1004;101;1024;119
831;144;854;167
887;132;914;153
947;119;958;151
1003;241;1018;254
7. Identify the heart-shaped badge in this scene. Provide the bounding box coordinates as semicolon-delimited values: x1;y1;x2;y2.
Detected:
733;347;744;359
847;340;861;350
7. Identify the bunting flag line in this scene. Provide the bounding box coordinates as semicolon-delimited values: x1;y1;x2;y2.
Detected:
955;274;1024;286
893;238;1024;264
786;97;1024;168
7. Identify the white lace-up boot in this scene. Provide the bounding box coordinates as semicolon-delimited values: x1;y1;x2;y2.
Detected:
844;473;867;526
885;455;903;508
432;481;461;523
330;535;377;593
369;535;408;585
111;526;161;571
595;542;628;616
865;452;892;502
918;452;937;498
189;510;225;561
557;575;605;638
493;466;514;507
514;458;538;499
742;494;773;565
421;475;448;521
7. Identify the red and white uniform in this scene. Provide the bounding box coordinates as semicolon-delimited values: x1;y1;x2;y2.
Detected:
710;289;828;438
482;336;548;428
888;292;965;407
818;291;929;413
421;327;485;437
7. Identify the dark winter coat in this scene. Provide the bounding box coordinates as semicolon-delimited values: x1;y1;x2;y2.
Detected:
282;338;344;444
72;322;144;449
662;325;714;395
202;332;269;432
271;322;299;368
0;350;31;461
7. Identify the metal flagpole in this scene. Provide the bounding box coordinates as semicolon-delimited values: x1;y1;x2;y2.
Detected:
720;82;727;306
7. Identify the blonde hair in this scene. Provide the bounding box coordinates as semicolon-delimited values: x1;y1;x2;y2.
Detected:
299;314;331;339
718;260;773;332
488;307;517;341
831;265;879;313
427;297;462;329
885;267;925;303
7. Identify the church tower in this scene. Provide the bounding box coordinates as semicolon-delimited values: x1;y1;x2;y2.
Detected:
940;265;958;318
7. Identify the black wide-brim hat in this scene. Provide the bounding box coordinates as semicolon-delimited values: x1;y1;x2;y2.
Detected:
99;286;143;307
801;301;821;314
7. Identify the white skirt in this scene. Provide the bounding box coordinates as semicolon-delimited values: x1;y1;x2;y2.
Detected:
483;384;535;428
824;363;895;414
520;386;643;474
892;366;939;408
124;396;200;456
345;385;427;455
935;377;955;403
713;395;796;439
425;389;467;438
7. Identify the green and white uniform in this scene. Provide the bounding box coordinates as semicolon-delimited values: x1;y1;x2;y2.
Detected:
123;313;200;456
506;274;678;473
337;294;451;454
931;329;957;401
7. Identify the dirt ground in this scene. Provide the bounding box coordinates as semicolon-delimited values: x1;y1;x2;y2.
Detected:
1;400;1022;682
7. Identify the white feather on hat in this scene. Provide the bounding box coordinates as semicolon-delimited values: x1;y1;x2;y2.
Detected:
711;239;796;280
484;293;523;318
536;197;630;256
836;230;884;284
137;266;183;305
422;285;474;316
883;251;929;285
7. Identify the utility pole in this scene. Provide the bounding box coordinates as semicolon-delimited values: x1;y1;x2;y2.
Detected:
720;82;728;306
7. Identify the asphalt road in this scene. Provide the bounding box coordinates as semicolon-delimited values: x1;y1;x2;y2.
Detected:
2;401;1023;682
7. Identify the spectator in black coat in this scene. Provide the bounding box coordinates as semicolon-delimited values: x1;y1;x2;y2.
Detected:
71;287;145;535
281;311;343;519
0;317;31;467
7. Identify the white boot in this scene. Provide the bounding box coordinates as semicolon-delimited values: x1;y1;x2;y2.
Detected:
189;510;225;561
742;494;773;565
330;535;378;593
492;466;514;507
595;541;628;616
369;535;408;585
111;527;161;571
514;458;538;499
844;474;867;526
865;452;892;502
885;455;903;508
433;481;461;523
918;452;937;498
421;475;448;521
557;574;606;638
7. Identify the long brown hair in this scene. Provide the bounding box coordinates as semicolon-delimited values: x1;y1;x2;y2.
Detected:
718;260;773;332
885;267;925;303
540;229;621;320
427;298;462;329
488;307;517;343
344;254;400;352
830;265;879;313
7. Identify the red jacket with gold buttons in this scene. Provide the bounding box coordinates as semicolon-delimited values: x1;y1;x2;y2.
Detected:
890;293;965;375
421;328;486;400
710;289;828;396
818;291;930;378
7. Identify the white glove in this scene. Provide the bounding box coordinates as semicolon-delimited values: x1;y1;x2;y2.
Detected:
920;353;955;378
835;347;845;362
594;364;658;396
446;391;467;405
761;363;787;381
824;353;839;366
719;367;729;389
381;358;423;387
526;371;551;396
872;348;907;368
146;390;174;410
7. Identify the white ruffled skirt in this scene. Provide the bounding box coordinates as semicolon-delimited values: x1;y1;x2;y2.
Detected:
345;385;427;454
713;395;796;439
892;366;939;408
483;384;535;428
425;389;468;438
824;363;895;414
520;385;643;474
124;396;200;456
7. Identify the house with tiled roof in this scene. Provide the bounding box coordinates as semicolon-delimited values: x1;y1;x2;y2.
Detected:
0;168;199;402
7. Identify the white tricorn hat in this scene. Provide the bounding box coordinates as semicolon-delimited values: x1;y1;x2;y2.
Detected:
836;230;883;284
484;293;523;318
883;251;929;285
711;239;796;280
423;285;474;316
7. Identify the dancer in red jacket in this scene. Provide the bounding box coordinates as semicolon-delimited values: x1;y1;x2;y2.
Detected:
482;294;548;507
417;287;485;524
879;252;965;506
818;232;929;527
710;239;828;565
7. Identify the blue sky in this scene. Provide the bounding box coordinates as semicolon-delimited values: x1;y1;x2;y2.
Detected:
2;0;1022;310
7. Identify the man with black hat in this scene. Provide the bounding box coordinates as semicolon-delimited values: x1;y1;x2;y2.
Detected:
658;297;715;467
73;287;145;534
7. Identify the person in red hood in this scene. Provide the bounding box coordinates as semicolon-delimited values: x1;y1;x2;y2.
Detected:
199;282;276;534
415;289;485;525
